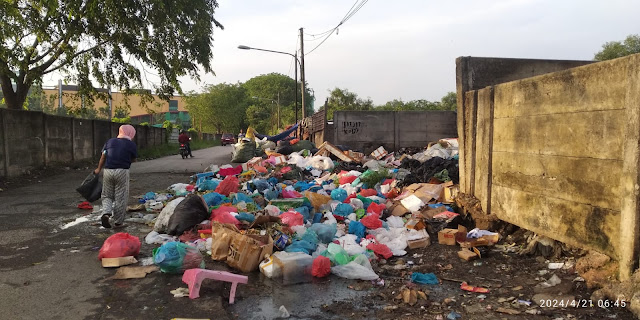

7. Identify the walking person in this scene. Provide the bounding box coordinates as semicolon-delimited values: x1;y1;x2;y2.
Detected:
94;124;138;228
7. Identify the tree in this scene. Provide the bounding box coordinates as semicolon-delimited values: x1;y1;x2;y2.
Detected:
0;0;223;111
186;83;248;134
324;87;373;120
594;34;640;61
440;92;457;111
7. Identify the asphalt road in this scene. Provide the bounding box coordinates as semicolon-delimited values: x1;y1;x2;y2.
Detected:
131;145;234;174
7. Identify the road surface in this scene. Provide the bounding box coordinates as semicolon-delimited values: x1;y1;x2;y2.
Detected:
131;145;234;174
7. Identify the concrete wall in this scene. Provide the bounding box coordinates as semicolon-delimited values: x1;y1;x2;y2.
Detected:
0;109;170;178
457;54;640;278
333;111;457;154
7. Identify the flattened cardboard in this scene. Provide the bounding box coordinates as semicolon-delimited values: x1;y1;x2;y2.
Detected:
407;237;431;249
421;206;447;219
390;203;410;216
102;256;138;268
458;249;478;261
226;233;274;273
110;266;159;279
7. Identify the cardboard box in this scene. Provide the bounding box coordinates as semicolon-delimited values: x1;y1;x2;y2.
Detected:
421;206;447;219
459;233;500;248
390;202;410;216
438;226;467;246
370;146;389;160
226;233;274;273
407;236;431;249
458;249;478;261
405;219;426;231
102;256;138;268
404;183;445;203
443;183;459;203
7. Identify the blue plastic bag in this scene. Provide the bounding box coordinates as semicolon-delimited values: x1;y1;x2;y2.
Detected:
264;188;280;201
294;181;316;192
198;178;221;191
144;191;156;201
285;240;317;255
313;213;323;224
348;221;366;240
252;179;271;192
331;188;348;202
236;212;256;223
232;193;254;205
194;172;215;185
300;229;319;245
411;272;439;285
295;206;311;222
152;242;205;274
202;192;225;207
309;223;337;243
334;203;354;217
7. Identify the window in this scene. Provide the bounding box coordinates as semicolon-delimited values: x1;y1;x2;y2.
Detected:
169;100;178;111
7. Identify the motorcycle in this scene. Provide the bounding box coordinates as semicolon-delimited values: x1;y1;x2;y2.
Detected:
180;138;192;159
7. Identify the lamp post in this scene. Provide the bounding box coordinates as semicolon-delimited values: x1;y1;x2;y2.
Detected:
238;45;301;126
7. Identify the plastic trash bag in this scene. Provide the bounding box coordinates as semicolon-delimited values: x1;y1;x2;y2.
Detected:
335;234;367;256
300;229;319;245
98;232;141;260
348;221;366;240
252;179;271;193
411;272;439;284
282;189;303;199
265;204;281;216
366;202;386;215
331;188;348;202
236;212;256;223
154;197;185;233
323;243;352;265
312;256;332;278
211;207;241;228
203;192;226;207
295;206;311;222
280;210;304;227
368;228;408;256
366;243;393;259
386;216;405;229
232;193;254;205
334;203;354;217
309;223;337;243
76;172;102;202
285;240;317;255
215;176;239;197
167;195;209;236
331;261;379;280
153;242;205;274
231;140;257;163
198;179;221;191
360;214;383;229
145;231;175;245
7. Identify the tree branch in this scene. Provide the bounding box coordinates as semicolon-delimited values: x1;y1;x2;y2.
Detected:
40;39;112;75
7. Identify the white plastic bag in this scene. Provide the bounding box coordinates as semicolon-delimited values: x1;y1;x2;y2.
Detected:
336;234;366;256
153;197;185;232
400;195;425;213
265;205;281;216
331;261;379;280
145;231;176;244
308;156;334;171
386;216;405;228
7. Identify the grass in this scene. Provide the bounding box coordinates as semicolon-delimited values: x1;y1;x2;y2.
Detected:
137;139;221;160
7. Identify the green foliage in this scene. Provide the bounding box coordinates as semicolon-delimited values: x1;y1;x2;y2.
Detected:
440;92;457;111
186;83;248;134
595;34;640;61
139;122;150;126
243;73;300;134
114;106;131;118
188;127;198;133
0;0;223;111
360;169;390;187
325;87;374;120
112;117;131;124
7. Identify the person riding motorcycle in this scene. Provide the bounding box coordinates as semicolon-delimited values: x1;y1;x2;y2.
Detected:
178;130;194;158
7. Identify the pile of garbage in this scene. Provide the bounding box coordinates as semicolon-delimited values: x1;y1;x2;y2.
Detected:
97;138;505;299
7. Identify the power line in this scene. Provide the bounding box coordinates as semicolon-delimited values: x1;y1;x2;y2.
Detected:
305;0;369;56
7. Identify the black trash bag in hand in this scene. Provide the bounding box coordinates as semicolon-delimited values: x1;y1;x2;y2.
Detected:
76;172;102;202
167;194;209;236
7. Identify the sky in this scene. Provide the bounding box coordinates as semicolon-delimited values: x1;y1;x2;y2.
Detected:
43;0;640;110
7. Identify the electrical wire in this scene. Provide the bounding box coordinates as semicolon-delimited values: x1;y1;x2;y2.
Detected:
305;0;368;55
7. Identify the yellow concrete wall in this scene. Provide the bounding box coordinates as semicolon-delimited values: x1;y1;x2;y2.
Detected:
41;89;187;117
461;55;640;260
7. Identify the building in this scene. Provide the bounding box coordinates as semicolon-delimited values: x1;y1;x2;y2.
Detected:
42;84;191;128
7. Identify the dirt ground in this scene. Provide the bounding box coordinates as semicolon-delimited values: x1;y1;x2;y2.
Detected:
0;148;636;319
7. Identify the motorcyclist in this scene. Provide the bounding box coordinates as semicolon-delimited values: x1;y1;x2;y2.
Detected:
178;130;194;158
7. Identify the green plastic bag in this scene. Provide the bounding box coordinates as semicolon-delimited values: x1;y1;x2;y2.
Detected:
152;242;205;274
322;243;353;266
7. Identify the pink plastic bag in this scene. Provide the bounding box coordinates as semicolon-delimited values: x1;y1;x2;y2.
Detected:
360;214;383;229
215;176;239;196
210;206;241;228
339;175;357;185
282;189;303;198
366;202;386;215
312;256;331;278
98;232;141;260
366;243;393;259
219;165;243;177
280;210;304;226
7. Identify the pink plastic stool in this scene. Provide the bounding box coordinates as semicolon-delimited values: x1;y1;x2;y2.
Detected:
182;269;249;304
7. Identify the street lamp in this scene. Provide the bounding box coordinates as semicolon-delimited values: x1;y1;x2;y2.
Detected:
237;45;303;126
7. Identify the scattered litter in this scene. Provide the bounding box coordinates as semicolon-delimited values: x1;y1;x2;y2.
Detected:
61;216;90;230
278;305;290;318
171;287;190;298
496;307;521;315
548;262;564;270
110;266;159;279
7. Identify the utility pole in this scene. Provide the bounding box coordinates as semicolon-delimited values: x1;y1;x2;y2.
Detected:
299;27;306;119
277;92;281;131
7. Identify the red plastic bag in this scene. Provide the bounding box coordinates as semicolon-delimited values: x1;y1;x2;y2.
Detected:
211;206;241;228
312;255;331;278
215;176;239;196
359;189;377;197
98;232;141;260
282;189;303;198
280;210;304;226
339;175;357;185
366;202;386;215
219;165;243;177
343;193;357;204
360;214;383;229
366;243;393;259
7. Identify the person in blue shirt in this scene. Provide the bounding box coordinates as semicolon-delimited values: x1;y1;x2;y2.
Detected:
94;125;138;228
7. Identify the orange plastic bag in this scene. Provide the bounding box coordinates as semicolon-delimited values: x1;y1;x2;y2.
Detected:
304;191;331;210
